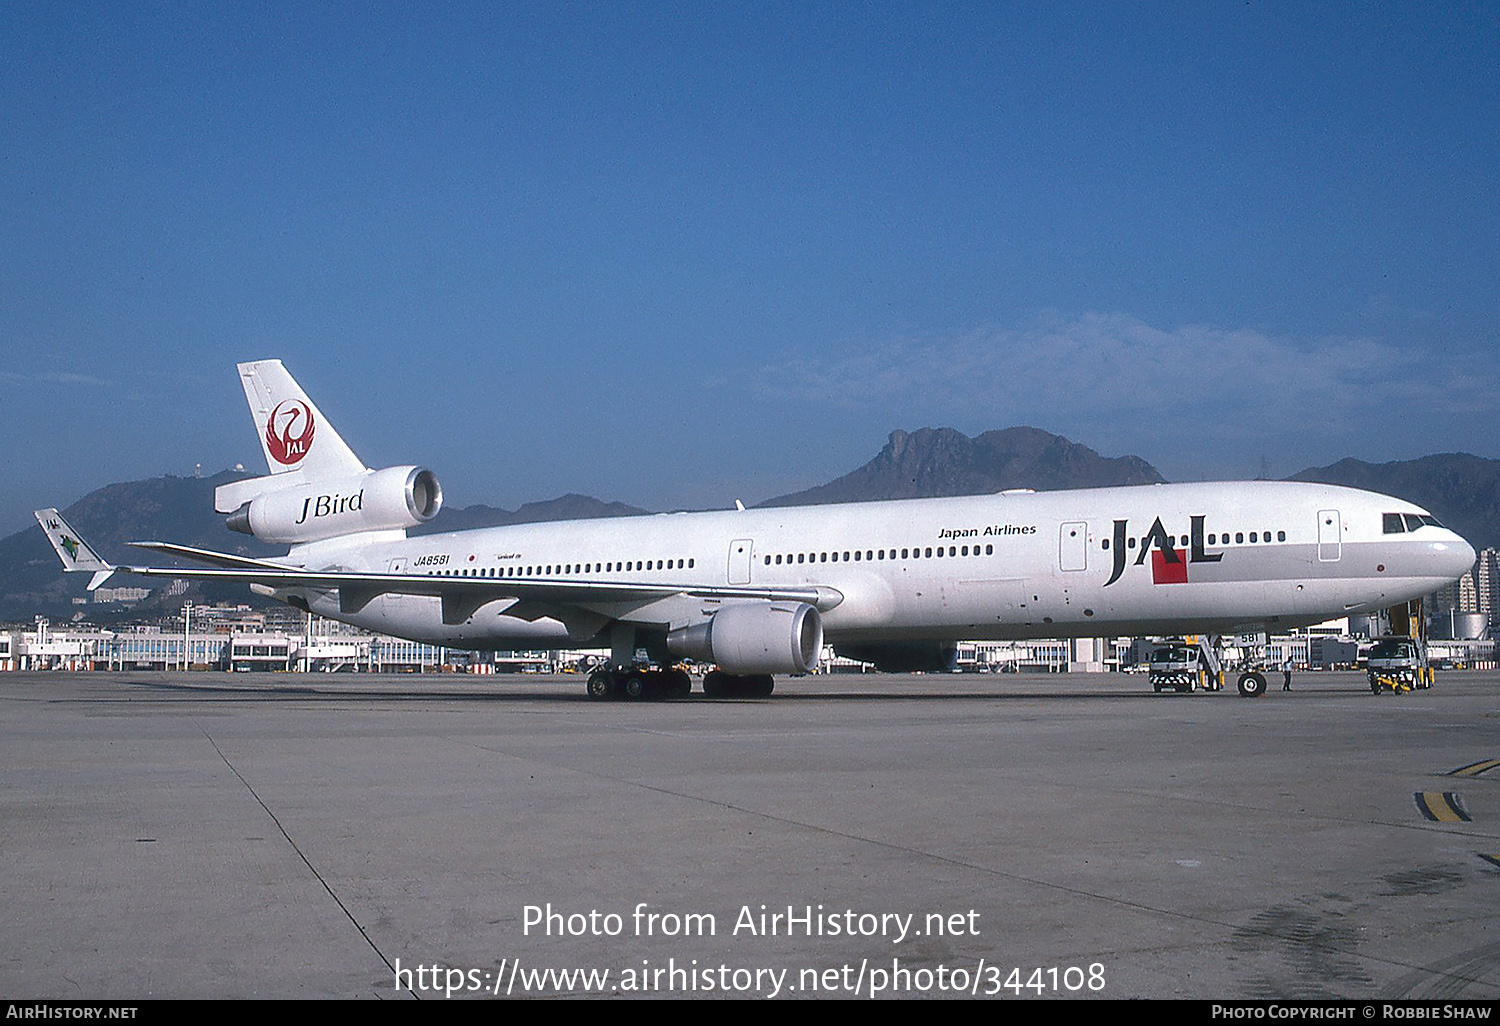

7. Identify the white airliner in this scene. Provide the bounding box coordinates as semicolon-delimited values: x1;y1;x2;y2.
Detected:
36;360;1475;699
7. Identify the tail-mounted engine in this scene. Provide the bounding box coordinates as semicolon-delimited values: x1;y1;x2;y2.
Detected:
667;602;823;676
226;466;442;545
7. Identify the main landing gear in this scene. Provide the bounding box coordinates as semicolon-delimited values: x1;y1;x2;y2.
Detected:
702;670;774;698
586;667;692;701
584;667;776;700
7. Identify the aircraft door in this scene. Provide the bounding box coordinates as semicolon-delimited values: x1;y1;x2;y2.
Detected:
1317;509;1341;562
728;539;753;584
1060;522;1088;572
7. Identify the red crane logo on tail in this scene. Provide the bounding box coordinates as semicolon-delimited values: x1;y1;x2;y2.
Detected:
266;399;315;466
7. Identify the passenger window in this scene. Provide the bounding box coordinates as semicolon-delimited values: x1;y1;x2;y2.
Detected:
986;545;993;554
1277;531;1286;541
1249;533;1257;543
1234;534;1243;544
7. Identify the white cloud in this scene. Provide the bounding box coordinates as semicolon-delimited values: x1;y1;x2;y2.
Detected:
735;312;1500;476
756;312;1497;444
0;371;116;388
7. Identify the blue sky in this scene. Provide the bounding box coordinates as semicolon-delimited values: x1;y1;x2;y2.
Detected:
3;2;1497;534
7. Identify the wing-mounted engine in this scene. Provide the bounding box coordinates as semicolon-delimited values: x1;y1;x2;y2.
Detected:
834;641;958;673
667;602;823;676
225;465;442;545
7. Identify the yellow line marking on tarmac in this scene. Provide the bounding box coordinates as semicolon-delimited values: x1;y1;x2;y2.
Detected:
1414;792;1470;823
1447;758;1500;778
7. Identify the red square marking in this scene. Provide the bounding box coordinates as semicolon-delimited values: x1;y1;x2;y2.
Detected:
1152;548;1189;584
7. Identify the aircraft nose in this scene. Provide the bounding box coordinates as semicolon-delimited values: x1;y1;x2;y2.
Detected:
1437;535;1477;581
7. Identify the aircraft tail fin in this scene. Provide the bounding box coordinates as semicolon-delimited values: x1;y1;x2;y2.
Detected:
216;360;370;513
237;360;366;479
33;509;117;590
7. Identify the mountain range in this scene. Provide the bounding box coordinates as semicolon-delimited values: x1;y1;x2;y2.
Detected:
5;426;1497;620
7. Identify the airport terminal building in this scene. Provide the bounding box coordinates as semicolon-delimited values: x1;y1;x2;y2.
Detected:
3;606;1493;675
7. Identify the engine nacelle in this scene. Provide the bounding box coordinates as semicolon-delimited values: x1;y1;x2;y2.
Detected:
834;641;959;674
227;466;442;545
667;602;823;676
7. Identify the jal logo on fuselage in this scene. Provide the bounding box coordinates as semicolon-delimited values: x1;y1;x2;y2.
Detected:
1103;515;1223;587
267;399;315;466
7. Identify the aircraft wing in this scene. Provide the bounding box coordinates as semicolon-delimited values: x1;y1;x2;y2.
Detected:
35;510;842;620
127;541;311;571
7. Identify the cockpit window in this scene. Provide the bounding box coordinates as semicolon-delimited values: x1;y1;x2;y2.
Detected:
1420;514;1445;529
1403;513;1425;532
1383;513;1405;534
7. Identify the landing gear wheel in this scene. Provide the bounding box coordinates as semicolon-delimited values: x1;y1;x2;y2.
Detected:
622;670;648;700
1237;672;1267;698
666;669;692;698
702;670;727;698
586;670;617;701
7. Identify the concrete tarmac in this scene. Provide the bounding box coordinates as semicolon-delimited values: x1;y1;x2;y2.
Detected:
1;668;1497;1000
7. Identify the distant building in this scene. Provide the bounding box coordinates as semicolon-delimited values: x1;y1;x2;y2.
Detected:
92;586;151;604
1429;547;1498;636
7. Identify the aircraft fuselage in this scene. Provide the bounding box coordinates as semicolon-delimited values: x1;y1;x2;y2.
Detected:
285;480;1473;650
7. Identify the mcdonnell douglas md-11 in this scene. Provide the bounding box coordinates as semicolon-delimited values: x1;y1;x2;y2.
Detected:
37;360;1475;698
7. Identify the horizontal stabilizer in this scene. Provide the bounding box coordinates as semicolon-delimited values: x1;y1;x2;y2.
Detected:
127;541;299;572
214;472;309;515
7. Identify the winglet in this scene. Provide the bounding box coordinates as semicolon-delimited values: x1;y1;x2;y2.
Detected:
34;509;115;589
